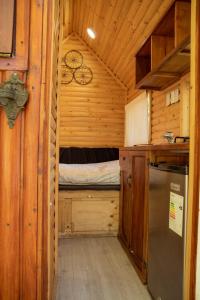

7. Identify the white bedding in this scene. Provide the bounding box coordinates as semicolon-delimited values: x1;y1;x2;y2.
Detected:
59;160;120;185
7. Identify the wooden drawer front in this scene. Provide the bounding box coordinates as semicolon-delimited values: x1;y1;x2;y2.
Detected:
59;190;119;200
72;199;119;233
59;190;119;236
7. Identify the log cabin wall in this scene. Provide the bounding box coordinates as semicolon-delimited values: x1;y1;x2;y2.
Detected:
59;34;126;148
151;73;190;144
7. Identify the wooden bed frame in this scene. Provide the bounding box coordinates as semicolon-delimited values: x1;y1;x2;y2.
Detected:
58;147;120;237
58;189;119;237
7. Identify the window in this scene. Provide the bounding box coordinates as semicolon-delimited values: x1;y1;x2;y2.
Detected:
0;0;15;57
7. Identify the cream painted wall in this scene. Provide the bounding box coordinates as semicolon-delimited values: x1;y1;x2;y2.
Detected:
196;215;200;299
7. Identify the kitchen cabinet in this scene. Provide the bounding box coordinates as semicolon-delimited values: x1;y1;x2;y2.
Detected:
119;144;189;283
119;150;149;283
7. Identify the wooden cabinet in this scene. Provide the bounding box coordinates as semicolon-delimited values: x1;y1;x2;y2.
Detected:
135;1;191;90
120;152;133;248
119;150;148;283
59;190;119;237
119;144;189;284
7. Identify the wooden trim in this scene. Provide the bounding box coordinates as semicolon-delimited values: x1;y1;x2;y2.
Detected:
184;0;200;299
0;0;30;70
38;0;61;299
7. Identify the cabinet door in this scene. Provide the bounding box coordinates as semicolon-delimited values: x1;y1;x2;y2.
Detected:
130;153;147;277
119;154;133;248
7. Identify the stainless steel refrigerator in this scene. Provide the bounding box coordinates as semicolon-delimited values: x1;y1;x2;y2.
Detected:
148;163;188;300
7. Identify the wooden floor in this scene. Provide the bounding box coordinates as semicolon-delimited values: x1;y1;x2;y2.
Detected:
56;237;151;300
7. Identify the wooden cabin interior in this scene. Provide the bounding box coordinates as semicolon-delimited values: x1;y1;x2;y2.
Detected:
0;0;200;299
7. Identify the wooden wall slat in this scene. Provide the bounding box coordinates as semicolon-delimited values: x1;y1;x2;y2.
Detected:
21;0;43;297
0;84;21;299
59;35;126;148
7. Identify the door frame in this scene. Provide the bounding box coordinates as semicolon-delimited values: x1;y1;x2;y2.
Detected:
40;0;200;299
38;0;61;299
184;0;200;299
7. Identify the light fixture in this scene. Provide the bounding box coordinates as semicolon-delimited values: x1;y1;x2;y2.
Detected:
87;28;96;39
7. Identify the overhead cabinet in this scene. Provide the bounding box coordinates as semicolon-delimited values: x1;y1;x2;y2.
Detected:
135;1;191;90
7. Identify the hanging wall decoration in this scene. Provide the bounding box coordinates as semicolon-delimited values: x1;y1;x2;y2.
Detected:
61;50;93;85
0;73;29;128
64;50;83;69
74;65;93;85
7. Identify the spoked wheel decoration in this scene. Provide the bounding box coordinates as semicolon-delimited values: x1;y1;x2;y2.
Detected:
74;65;93;85
61;67;74;84
64;50;83;69
62;50;93;85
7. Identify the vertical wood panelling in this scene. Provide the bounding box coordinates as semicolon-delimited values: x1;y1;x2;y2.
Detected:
21;0;43;297
0;1;57;299
0;72;22;300
59;34;126;148
62;0;73;40
151;74;190;144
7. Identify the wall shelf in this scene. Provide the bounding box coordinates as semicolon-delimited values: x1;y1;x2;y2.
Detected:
135;1;191;90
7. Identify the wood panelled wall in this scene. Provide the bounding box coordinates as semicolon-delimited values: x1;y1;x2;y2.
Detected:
0;1;61;299
151;74;190;144
59;34;126;148
62;0;73;39
0;71;24;300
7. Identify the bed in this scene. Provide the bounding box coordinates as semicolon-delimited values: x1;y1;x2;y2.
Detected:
58;147;120;237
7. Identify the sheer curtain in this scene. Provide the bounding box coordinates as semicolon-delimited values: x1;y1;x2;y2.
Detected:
125;91;151;147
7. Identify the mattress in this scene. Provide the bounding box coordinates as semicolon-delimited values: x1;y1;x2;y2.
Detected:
59;160;120;186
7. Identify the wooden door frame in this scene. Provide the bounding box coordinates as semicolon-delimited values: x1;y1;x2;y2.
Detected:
38;0;200;299
184;0;200;299
38;0;61;299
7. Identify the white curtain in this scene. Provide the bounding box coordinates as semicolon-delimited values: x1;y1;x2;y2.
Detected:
125;91;151;147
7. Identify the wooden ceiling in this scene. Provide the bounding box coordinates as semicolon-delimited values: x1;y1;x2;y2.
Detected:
62;0;175;100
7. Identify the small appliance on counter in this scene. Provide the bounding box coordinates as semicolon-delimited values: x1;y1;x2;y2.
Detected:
148;162;188;300
163;131;189;144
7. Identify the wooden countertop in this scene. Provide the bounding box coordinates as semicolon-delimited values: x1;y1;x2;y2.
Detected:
120;143;189;152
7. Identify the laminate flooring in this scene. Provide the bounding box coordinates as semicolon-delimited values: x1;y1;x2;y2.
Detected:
56;237;151;300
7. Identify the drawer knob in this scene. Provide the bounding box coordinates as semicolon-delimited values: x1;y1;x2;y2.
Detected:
127;175;132;186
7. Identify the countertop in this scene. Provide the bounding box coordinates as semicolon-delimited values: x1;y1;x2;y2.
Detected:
120;143;189;152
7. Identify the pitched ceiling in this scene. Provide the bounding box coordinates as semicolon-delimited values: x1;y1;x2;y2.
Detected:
62;0;175;98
